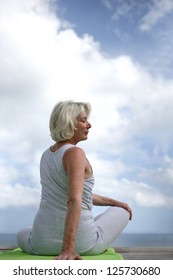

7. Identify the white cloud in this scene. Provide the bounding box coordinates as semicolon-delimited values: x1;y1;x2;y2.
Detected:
120;179;173;208
0;161;19;184
96;177;173;208
0;0;173;216
140;0;173;31
85;153;173;209
138;154;173;188
0;183;40;208
102;0;112;10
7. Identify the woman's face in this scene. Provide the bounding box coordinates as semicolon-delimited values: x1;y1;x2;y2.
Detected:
72;111;92;143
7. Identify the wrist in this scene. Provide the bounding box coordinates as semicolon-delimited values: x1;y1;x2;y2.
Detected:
62;242;75;252
122;202;128;208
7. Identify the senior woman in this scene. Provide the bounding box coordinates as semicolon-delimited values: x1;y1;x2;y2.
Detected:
17;100;132;260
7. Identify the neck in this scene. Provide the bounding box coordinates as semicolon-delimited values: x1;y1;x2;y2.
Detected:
60;139;77;145
50;140;76;153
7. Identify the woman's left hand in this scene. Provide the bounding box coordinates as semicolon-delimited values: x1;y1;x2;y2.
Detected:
92;193;132;220
121;203;133;220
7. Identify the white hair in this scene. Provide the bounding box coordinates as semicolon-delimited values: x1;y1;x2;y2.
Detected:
49;100;91;142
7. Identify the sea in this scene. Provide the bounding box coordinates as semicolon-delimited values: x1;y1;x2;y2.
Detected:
0;233;173;248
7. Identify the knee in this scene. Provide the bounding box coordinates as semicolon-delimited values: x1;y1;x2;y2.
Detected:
120;207;130;224
17;229;26;247
17;228;32;250
17;228;26;239
111;206;130;222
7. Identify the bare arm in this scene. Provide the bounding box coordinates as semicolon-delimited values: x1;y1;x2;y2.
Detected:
55;147;85;260
93;193;132;220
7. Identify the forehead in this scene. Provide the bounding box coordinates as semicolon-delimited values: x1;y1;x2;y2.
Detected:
77;111;88;119
78;110;88;118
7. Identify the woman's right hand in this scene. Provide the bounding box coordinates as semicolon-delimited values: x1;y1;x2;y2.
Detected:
54;249;83;260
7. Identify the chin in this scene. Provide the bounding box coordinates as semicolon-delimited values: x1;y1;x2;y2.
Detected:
81;136;88;141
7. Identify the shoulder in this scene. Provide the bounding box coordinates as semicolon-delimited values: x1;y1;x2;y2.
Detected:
64;146;85;161
63;147;86;171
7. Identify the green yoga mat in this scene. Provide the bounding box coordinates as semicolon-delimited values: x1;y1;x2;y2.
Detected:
0;247;123;260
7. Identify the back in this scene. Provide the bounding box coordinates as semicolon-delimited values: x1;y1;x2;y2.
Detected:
40;144;94;211
40;144;72;211
30;144;97;255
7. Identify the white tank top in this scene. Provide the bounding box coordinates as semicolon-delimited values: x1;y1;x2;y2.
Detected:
40;144;94;211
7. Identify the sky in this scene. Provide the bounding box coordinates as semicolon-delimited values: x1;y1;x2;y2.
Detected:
0;0;173;235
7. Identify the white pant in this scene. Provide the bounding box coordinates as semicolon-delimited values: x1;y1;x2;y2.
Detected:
84;206;130;255
17;206;130;255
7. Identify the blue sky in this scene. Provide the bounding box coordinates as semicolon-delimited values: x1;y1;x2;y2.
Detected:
0;0;173;235
58;0;173;77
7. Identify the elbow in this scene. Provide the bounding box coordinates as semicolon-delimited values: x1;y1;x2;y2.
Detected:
67;196;82;207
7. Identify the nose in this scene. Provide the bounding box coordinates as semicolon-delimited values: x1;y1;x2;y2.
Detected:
87;121;91;129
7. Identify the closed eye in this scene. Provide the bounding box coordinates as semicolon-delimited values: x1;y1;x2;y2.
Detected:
81;117;87;123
